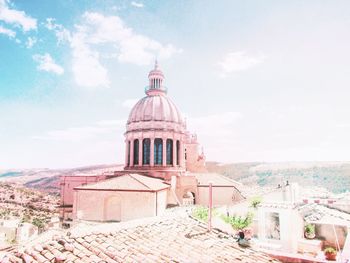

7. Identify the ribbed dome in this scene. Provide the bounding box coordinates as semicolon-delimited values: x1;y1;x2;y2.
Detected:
127;94;184;125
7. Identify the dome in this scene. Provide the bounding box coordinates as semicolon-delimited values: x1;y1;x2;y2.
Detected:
127;94;184;125
126;61;186;133
124;62;187;172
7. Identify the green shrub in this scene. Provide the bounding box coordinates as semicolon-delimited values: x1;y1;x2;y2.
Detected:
192;206;209;222
250;196;262;208
32;217;45;229
221;212;253;230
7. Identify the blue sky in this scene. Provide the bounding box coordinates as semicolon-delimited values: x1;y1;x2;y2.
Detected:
1;0;350;168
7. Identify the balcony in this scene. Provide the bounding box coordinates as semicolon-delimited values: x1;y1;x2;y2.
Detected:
145;85;167;95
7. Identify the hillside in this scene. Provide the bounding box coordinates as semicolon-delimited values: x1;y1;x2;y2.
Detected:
0;182;59;230
0;164;123;194
206;161;350;194
2;162;349;195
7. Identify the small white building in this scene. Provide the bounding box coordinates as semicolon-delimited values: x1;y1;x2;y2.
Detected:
0;220;38;244
16;223;38;243
255;183;350;262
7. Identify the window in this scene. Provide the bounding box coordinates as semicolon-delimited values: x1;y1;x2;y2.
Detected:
127;141;130;166
154;138;163;165
142;139;150;165
133;139;139;165
265;212;280;240
166;139;173;165
176;140;180;165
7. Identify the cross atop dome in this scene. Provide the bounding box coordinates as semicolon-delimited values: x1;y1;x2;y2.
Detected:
146;60;167;96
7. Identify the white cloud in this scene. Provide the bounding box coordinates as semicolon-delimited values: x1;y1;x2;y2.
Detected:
25;36;36;48
80;12;181;65
0;24;15;38
45;18;71;45
45;17;109;88
122;98;139;109
32;53;64;75
70;29;110;88
188;112;242;137
45;12;181;88
218;51;265;76
33;119;125;142
186;112;242;161
0;0;37;31
131;1;144;8
337;123;350;128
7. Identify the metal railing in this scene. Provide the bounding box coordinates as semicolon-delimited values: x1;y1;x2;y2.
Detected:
145;86;168;93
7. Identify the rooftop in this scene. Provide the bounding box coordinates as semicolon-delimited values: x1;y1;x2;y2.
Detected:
1;210;280;262
193;172;243;188
74;173;169;192
298;203;350;226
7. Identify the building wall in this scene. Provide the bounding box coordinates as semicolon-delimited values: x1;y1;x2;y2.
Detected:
257;206;304;253
184;138;206;173
156;190;168;215
60;175;103;207
315;224;348;249
16;223;38;243
74;189;167;222
263;184;300;204
0;226;16;242
174;175;198;204
197;186;244;206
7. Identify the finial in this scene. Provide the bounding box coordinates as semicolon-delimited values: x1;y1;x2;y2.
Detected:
154;58;158;69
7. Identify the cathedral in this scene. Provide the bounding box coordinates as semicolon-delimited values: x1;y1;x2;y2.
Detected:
59;62;244;225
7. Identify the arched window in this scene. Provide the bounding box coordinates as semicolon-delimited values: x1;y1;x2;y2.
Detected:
142;139;150;165
133;139;139;165
154;138;163;165
176;140;180;165
127;141;130;166
166;139;173;165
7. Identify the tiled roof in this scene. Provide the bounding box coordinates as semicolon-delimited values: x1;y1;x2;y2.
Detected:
297;203;350;226
193;172;243;187
74;174;169;192
1;211;280;263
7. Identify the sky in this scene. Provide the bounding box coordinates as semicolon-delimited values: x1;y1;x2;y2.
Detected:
1;0;350;169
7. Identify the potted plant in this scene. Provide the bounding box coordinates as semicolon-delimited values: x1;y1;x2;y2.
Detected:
304;223;315;239
324;247;337;261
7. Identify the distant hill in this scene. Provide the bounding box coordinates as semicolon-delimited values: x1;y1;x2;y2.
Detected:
206;161;350;194
2;162;349;194
0;164;123;194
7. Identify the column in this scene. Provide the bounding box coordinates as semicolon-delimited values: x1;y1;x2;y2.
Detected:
125;140;129;167
138;137;143;166
150;137;154;166
173;139;177;167
130;139;134;167
162;138;167;167
179;141;184;168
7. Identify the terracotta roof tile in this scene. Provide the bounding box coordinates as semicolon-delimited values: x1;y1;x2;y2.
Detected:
3;212;280;263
